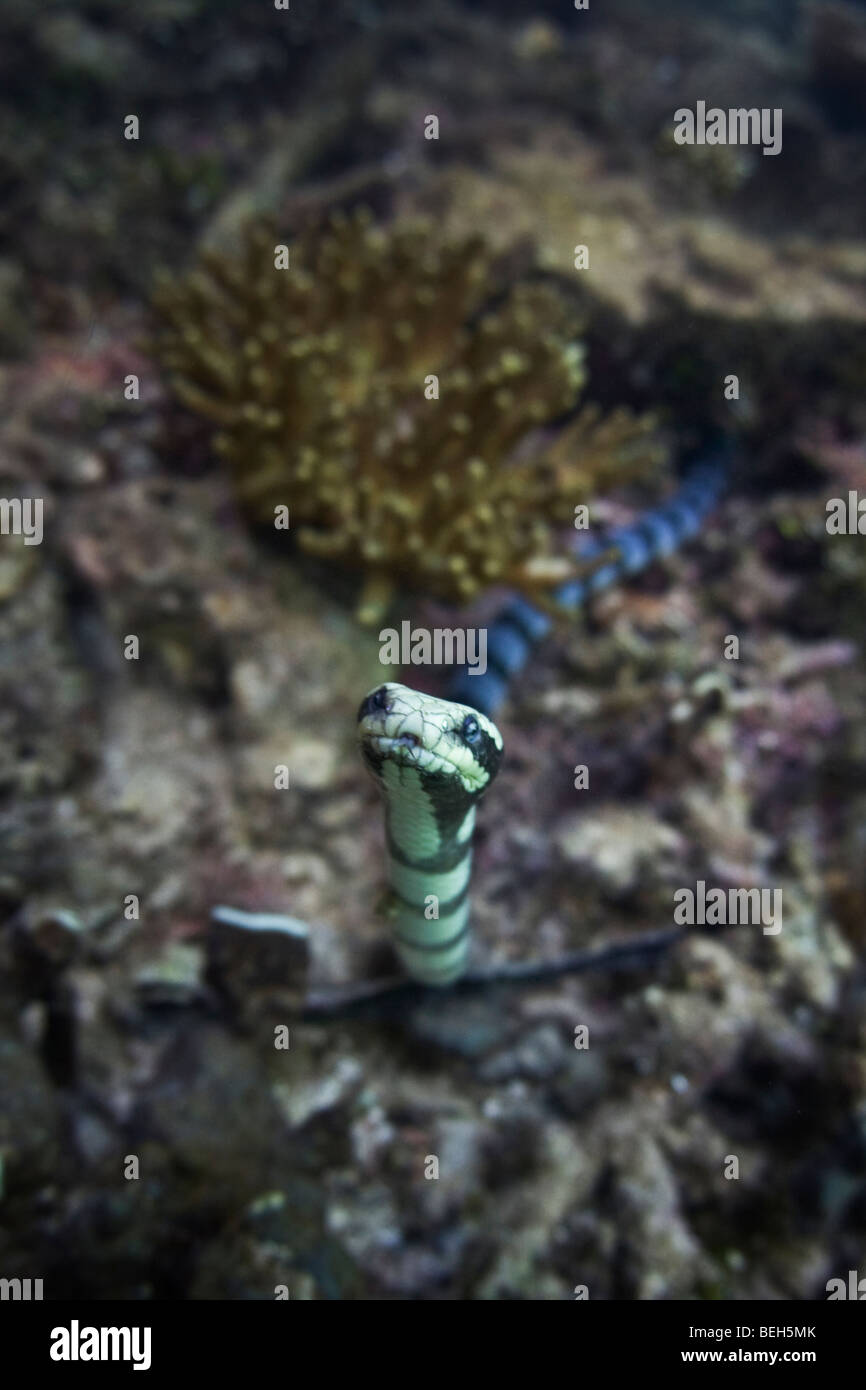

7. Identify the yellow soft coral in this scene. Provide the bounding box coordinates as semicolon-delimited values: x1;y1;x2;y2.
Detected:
150;209;663;621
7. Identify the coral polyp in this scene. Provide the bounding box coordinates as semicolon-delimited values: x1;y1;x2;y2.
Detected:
149;210;662;620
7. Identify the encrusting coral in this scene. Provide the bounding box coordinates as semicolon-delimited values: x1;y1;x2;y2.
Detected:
149;209;663;621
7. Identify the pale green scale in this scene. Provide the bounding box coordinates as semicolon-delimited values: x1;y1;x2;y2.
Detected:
381;762;445;862
387;850;473;908
396;909;470;983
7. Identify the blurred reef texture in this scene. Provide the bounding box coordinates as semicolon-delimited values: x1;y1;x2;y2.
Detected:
1;0;865;1300
149;212;660;620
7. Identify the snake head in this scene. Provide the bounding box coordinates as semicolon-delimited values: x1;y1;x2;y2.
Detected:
357;682;503;797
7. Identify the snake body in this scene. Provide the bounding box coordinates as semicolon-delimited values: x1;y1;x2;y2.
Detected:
358;682;503;985
359;445;729;985
448;444;730;714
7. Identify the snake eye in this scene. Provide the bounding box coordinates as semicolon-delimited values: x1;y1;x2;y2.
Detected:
461;714;481;744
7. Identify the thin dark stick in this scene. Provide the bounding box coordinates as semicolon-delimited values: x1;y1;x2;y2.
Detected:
302;925;688;1018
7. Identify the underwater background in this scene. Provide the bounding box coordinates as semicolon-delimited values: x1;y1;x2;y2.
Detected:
1;0;865;1300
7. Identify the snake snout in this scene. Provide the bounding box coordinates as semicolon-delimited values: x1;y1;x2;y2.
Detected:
357;684;392;721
